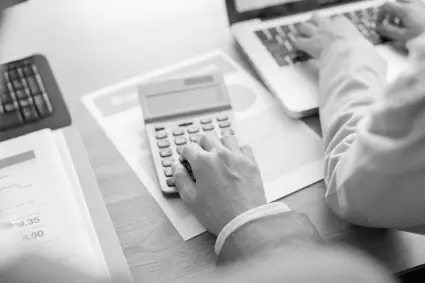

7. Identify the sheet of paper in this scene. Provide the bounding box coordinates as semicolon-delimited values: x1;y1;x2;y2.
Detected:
0;130;109;280
82;50;324;240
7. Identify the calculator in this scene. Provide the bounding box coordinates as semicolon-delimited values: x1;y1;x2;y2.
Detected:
139;72;237;196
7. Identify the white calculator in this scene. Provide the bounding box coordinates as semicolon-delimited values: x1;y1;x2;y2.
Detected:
139;72;237;196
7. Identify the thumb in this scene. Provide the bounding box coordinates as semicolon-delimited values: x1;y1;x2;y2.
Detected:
172;163;196;204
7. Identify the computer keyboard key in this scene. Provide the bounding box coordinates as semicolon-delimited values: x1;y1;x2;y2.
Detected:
12;80;24;90
156;131;168;139
268;28;279;39
22;65;35;76
162;158;174;167
255;30;268;42
172;128;185;136
187;125;200;134
157;139;170;148
202;124;214;131
8;68;19;81
166;178;175;187
174;136;187;146
218;121;231;128
3;103;17;112
200;117;212;124
18;98;32;108
0;111;23;130
33;94;53;117
159;148;173;158
21;106;39;122
15;89;28;100
164;168;173;178
26;76;41;95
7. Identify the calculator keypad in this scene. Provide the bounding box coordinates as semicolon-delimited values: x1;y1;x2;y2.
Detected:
154;114;236;191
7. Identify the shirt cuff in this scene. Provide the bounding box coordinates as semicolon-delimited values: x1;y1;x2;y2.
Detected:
214;202;291;255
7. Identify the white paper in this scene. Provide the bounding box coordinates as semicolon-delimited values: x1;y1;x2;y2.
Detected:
0;130;109;280
82;50;324;240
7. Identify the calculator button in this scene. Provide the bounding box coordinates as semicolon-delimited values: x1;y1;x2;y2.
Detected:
159;148;173;158
189;135;200;143
164;168;173;177
157;139;170;148
8;68;19;81
217;115;229;122
221;128;235;136
172;128;185;136
12;80;24;90
202;124;214;131
200;118;212;124
21;106;39;122
155;126;165;131
218;121;231;128
166;178;175;187
176;147;184;155
156;131;168;139
23;65;34;76
187;125;200;134
162;158;174;167
174;137;187;146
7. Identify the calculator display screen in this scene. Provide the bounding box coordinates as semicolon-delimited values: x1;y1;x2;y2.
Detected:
145;85;225;117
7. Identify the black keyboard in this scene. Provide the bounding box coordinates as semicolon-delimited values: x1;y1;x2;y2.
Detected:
0;55;71;142
255;6;393;67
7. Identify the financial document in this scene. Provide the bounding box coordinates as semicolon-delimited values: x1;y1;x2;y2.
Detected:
82;50;324;240
0;130;109;280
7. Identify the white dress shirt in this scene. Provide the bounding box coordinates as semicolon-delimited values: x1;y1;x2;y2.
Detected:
216;32;425;253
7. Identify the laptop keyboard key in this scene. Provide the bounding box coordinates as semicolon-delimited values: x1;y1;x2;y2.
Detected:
0;111;23;130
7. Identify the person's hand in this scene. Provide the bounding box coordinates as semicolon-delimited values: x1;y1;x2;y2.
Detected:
172;135;266;236
293;13;368;60
377;0;425;49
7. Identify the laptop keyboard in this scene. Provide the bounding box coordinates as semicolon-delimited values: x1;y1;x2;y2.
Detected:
255;6;392;67
0;61;53;131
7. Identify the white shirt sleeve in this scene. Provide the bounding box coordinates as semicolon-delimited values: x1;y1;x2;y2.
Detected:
215;203;290;255
320;34;425;230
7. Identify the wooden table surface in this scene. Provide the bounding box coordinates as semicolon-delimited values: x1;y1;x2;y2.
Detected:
4;0;425;282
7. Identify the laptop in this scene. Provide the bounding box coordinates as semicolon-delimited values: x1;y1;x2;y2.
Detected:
227;0;409;118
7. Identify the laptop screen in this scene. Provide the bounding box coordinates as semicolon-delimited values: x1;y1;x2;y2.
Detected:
227;0;360;25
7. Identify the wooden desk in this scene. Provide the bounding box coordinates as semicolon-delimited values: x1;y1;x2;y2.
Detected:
3;0;425;282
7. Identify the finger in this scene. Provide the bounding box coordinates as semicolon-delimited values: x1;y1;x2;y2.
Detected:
378;2;408;23
220;135;240;151
181;143;204;165
309;13;328;27
293;37;314;56
199;134;222;152
172;163;196;203
240;145;256;161
377;23;407;42
296;22;317;37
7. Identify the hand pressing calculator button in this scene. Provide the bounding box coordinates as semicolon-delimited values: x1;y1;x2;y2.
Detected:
140;72;237;196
